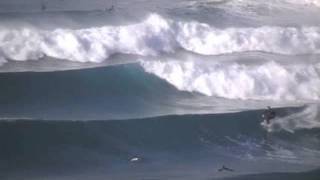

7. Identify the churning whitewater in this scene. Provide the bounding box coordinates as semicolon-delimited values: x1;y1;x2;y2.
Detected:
1;14;320;63
140;60;320;101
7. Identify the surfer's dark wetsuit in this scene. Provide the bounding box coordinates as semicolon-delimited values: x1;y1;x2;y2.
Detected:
218;165;234;172
262;106;276;124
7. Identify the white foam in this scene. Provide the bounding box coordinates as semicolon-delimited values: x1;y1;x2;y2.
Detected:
0;51;7;66
1;14;320;65
178;25;320;55
130;157;140;162
0;14;177;63
140;60;320;101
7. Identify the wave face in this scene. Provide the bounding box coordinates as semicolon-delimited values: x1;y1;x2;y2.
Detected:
2;110;320;180
1;14;320;65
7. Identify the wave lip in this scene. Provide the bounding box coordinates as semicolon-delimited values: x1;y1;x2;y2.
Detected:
1;14;320;65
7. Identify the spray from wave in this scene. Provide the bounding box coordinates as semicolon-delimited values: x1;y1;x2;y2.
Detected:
265;104;320;133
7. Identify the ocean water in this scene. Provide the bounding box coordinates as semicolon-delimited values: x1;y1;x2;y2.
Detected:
0;0;320;179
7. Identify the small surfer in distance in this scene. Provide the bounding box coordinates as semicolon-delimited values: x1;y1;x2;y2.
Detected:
105;0;115;12
218;165;234;172
105;4;114;11
262;106;276;124
41;1;47;11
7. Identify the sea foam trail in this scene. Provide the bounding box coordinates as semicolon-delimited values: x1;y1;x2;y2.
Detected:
0;14;320;64
140;60;320;101
266;104;320;132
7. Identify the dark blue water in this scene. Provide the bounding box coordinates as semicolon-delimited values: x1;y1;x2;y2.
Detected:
1;109;320;180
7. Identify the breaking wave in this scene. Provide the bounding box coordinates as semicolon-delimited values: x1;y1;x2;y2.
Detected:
140;60;320;101
0;14;320;65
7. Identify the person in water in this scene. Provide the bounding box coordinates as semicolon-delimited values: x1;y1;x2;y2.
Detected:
41;3;46;11
262;106;276;124
218;165;234;172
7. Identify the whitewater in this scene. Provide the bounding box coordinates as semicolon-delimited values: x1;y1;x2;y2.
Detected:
1;14;320;63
